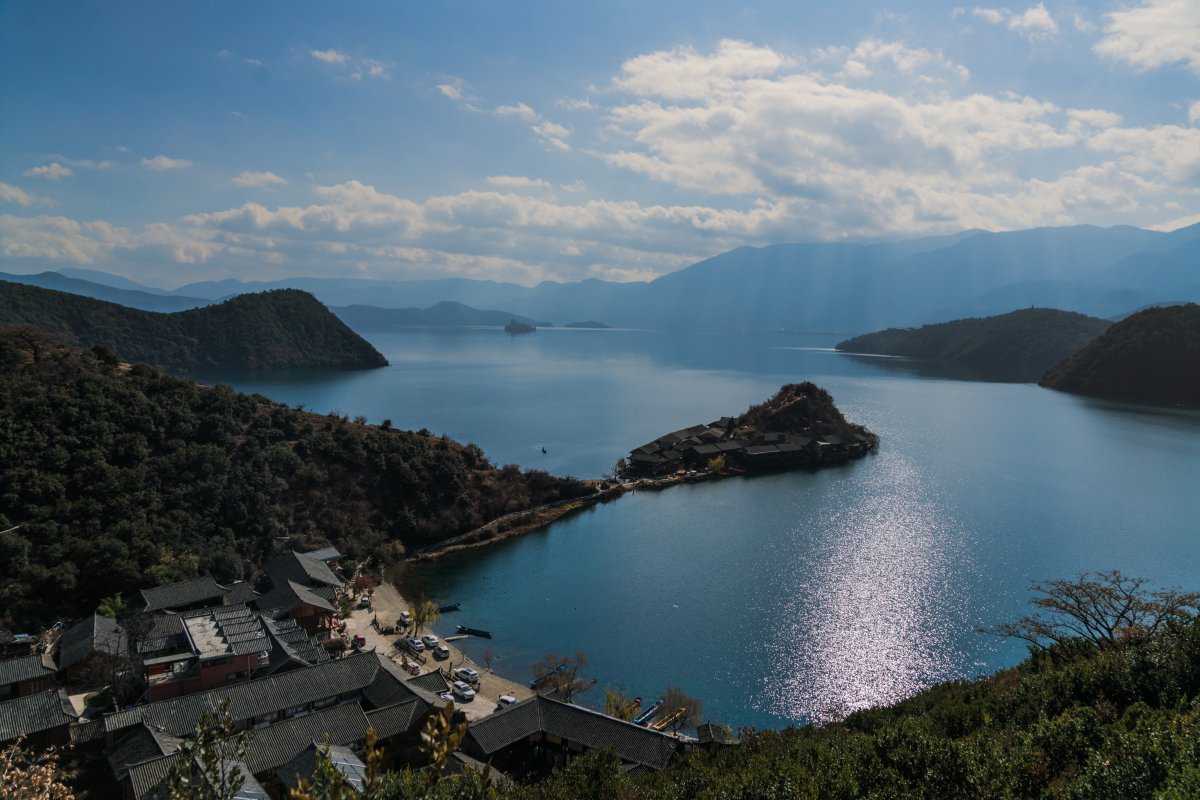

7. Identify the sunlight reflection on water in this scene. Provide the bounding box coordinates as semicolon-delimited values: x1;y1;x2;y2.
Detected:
763;455;972;723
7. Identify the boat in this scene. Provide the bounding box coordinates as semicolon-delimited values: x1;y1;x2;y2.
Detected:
633;699;664;726
455;625;492;638
437;602;461;612
529;663;568;688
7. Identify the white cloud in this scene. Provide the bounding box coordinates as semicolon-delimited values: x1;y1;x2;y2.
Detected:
495;102;539;121
437;80;464;100
22;163;73;181
46;155;114;170
0;215;132;263
310;48;349;65
1095;0;1200;76
972;4;1059;38
559;97;597;111
485;175;552;190
232;170;288;188
1190;100;1200;124
141;155;193;171
0;183;38;206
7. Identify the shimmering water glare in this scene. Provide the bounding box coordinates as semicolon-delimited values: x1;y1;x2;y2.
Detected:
194;328;1200;729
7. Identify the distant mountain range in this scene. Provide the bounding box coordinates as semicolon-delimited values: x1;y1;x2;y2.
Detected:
333;302;550;329
4;222;1197;332
0;281;387;371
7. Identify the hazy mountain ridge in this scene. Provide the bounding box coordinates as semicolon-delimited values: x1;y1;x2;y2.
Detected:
8;222;1198;331
836;309;1112;374
1040;303;1200;405
0;269;209;312
334;301;551;329
0;281;388;371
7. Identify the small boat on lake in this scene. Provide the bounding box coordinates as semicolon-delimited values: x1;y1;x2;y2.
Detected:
456;625;492;638
438;602;461;612
633;699;664;726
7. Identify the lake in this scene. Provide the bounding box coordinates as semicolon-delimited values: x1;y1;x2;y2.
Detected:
194;327;1200;730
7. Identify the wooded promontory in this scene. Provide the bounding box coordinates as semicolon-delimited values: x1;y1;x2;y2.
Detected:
1040;303;1200;404
0;280;388;371
835;308;1111;373
0;327;594;621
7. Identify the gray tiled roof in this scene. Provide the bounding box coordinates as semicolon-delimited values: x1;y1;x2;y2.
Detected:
103;651;414;738
242;703;368;774
107;723;182;781
261;619;329;671
72;718;106;745
277;743;366;792
364;657;444;710
58;614;126;671
138;614;187;655
407;670;451;696
466;695;679;770
126;754;268;800
140;575;227;613
0;652;56;687
223;581;259;605
364;698;424;740
267;552;344;590
303;546;343;563
0;689;75;743
256;579;336;616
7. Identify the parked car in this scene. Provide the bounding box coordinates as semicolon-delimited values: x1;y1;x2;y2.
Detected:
451;681;476;701
351;633;366;650
421;634;439;649
453;667;480;683
433;644;451;660
358;596;371;609
497;694;518;707
405;638;424;652
439;692;454;702
398;611;411;626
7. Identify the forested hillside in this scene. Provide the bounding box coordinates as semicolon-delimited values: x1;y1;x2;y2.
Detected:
0;281;387;371
1040;304;1200;405
836;308;1110;373
0;327;594;620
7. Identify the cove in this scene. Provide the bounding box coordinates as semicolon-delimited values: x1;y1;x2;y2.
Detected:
193;327;1200;729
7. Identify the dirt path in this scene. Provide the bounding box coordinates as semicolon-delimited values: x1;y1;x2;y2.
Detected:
342;581;534;721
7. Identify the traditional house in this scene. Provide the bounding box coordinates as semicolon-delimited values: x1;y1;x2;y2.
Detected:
0;689;76;748
57;614;127;684
0;652;57;699
461;694;682;780
144;605;271;701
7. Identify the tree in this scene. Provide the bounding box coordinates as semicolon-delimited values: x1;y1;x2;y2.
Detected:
986;570;1200;650
659;685;704;731
706;454;725;474
351;573;379;599
532;651;593;702
410;599;440;638
480;648;494;673
164;699;254;800
0;738;74;800
96;593;125;619
603;687;639;721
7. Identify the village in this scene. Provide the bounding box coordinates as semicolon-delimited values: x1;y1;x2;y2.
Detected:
0;546;733;798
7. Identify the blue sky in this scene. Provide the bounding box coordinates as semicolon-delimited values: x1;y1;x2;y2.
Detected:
1;0;1198;287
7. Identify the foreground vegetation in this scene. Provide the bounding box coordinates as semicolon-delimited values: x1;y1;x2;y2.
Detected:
1040;303;1200;405
835;308;1111;374
0;281;387;371
0;327;593;621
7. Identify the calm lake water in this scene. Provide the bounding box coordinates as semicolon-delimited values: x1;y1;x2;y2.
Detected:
195;327;1200;730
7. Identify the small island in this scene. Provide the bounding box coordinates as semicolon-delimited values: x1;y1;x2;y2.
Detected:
504;319;536;334
619;382;878;478
565;320;611;329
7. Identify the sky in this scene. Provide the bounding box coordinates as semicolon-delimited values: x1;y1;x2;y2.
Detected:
1;0;1199;288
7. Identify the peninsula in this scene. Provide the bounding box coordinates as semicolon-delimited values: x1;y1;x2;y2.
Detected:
620;382;878;477
0;281;388;371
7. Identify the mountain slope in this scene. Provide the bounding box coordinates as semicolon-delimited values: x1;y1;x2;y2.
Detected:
1040;303;1200;404
836;308;1111;374
0;328;594;620
0;281;387;370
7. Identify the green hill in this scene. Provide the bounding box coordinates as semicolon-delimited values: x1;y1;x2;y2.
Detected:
836;308;1111;374
0;327;594;620
1040;303;1200;404
0;280;388;371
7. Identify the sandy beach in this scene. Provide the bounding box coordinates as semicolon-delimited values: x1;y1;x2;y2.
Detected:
341;580;534;721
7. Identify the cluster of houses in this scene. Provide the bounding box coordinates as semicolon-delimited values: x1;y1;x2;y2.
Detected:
624;415;874;477
1;547;728;797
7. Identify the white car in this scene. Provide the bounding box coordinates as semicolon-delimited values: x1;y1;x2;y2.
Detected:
421;634;440;649
451;681;476;701
399;611;411;626
439;692;454;703
497;694;518;707
433;644;450;660
405;638;424;652
453;667;480;684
